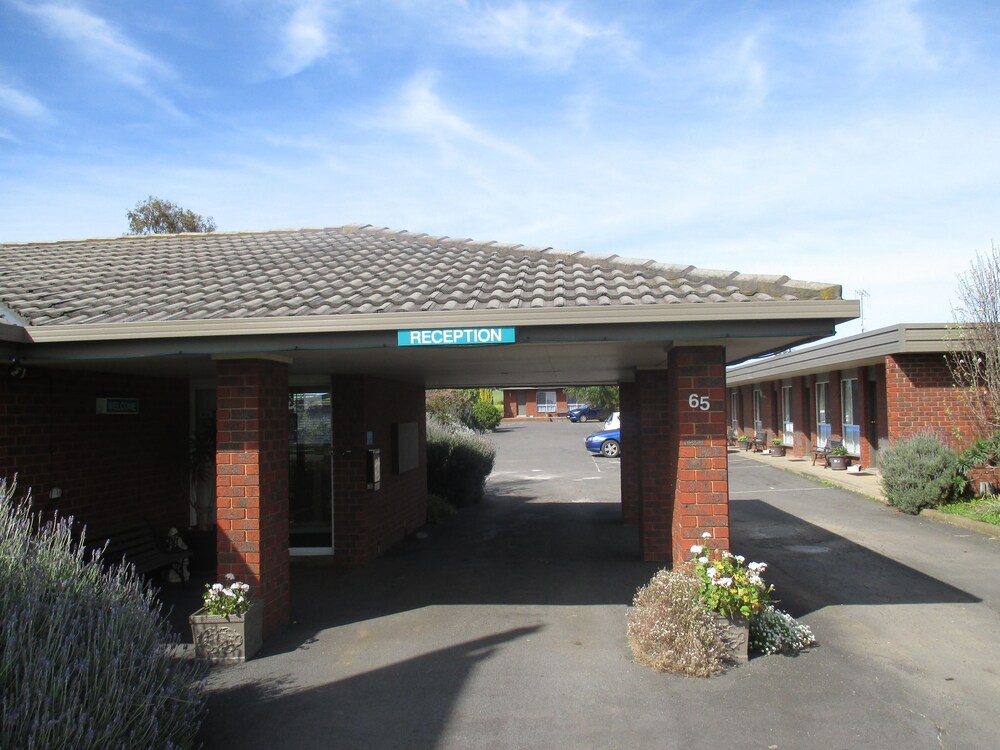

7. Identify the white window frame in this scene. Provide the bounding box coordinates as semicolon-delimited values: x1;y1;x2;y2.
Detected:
752;388;763;435
816;380;830;449
841;377;861;455
730;391;739;432
536;390;557;414
781;385;794;446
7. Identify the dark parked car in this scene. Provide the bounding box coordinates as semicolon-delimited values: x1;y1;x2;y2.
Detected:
584;428;621;457
567;406;607;423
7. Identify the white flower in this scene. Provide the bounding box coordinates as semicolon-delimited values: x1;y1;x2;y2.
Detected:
225;573;235;581
211;583;223;591
735;555;745;563
706;567;718;579
690;544;703;554
702;531;711;539
698;556;709;564
716;577;733;587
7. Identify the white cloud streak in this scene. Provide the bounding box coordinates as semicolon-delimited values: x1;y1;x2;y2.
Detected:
458;1;633;71
0;81;49;120
271;0;337;77
841;0;938;73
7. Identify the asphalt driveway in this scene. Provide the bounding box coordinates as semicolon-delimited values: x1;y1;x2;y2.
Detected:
196;421;1000;749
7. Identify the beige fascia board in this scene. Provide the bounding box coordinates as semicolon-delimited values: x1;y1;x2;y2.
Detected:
726;322;958;386
22;299;860;344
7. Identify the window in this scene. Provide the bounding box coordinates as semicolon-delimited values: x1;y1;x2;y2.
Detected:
781;385;794;446
842;378;861;454
816;381;830;448
752;388;763;435
731;391;739;432
536;390;557;414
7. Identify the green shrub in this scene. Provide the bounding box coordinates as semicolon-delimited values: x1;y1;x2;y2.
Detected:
426;417;496;507
426;493;458;524
467;401;502;432
879;433;959;514
626;565;730;677
0;478;205;749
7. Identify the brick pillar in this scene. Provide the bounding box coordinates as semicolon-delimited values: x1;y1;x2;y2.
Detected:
215;358;290;639
671;347;729;561
637;347;730;563
619;381;639;525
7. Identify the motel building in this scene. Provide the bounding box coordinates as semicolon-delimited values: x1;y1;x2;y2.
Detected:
725;323;979;470
0;224;858;641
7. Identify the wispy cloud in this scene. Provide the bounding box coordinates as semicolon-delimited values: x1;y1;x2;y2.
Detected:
266;0;338;77
840;0;938;73
371;69;534;162
15;2;175;89
458;1;634;71
0;81;50;121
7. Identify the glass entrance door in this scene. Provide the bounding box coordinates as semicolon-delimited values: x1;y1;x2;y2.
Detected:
288;389;333;553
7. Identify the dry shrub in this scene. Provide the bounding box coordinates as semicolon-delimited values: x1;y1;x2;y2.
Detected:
627;565;730;677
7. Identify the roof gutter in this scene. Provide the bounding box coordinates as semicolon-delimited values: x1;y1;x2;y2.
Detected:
23;300;861;344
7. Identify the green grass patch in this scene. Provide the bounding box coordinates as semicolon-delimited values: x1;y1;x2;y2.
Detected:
938;497;1000;526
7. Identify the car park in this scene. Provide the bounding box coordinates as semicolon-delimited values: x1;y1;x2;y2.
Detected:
567;405;607;423
584;428;621;457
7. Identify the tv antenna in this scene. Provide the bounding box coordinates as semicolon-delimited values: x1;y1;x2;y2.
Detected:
854;289;870;332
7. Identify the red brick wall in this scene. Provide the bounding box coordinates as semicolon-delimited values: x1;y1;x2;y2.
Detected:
502;388;567;418
0;367;188;538
885;353;975;451
331;375;427;564
215;358;290;637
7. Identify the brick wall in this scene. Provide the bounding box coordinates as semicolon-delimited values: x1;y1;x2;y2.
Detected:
0;366;188;538
331;375;427;564
886;353;975;451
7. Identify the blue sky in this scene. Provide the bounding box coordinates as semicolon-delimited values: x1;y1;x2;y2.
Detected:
1;0;998;336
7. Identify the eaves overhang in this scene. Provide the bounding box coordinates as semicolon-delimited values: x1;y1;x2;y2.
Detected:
726;322;958;386
20;299;861;345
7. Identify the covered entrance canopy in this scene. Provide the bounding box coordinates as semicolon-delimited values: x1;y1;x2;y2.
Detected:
0;224;859;637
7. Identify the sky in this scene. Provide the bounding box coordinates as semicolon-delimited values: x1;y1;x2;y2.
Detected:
1;0;998;337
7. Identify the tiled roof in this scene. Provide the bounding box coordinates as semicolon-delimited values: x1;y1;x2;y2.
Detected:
0;224;842;327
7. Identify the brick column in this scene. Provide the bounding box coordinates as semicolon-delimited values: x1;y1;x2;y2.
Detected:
637;347;729;564
215;358;290;638
619;381;639;525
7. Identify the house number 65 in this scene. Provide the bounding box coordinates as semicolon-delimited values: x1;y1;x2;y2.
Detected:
687;394;711;411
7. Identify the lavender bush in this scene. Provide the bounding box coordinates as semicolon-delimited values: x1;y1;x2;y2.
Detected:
0;478;205;749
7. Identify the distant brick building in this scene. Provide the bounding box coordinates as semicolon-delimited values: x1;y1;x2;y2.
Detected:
501;388;570;418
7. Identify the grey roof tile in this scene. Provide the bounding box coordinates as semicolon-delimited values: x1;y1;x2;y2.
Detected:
0;224;844;327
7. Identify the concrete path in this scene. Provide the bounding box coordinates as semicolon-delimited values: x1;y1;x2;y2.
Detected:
195;422;1000;749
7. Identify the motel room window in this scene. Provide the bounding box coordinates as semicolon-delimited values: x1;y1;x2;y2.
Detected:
536;390;557;414
781;385;794;446
816;381;831;448
752;388;763;435
842;377;861;455
730;391;739;432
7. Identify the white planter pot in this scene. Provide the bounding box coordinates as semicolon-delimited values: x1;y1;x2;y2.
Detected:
189;600;263;665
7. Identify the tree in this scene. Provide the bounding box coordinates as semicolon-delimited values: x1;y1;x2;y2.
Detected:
948;243;1000;437
126;195;216;235
566;385;619;410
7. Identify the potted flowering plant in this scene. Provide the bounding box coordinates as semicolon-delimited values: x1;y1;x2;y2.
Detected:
737;434;751;451
189;573;262;664
829;444;851;470
770;437;787;457
689;533;773;663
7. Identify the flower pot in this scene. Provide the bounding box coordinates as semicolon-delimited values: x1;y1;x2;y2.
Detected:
189;600;262;664
829;455;850;471
770;445;786;457
713;613;749;664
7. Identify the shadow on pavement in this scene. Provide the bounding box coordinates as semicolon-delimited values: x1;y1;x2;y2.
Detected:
197;626;542;750
731;499;980;617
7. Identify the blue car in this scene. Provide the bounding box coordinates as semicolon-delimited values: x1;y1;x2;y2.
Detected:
567;405;608;423
585;428;621;457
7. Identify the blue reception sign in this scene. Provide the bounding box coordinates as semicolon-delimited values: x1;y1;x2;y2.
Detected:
397;327;516;347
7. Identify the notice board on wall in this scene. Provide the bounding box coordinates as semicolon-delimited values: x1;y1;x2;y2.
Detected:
393;422;419;474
